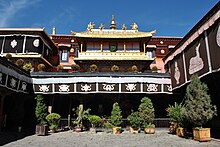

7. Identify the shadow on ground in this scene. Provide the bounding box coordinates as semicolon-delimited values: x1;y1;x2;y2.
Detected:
0;130;35;146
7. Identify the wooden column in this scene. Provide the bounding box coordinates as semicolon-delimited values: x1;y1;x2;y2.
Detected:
101;42;103;52
143;43;146;53
124;42;126;52
80;43;83;53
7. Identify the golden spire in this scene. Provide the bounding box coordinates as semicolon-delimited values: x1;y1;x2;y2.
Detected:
52;26;56;35
110;15;116;29
99;23;104;30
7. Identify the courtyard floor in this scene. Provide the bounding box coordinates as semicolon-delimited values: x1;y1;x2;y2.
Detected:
0;128;220;147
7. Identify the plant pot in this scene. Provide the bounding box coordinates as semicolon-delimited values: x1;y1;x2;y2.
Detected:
176;127;185;137
112;127;121;134
144;128;155;134
50;128;56;133
169;122;177;134
74;127;82;132
193;128;211;142
130;127;139;134
90;127;97;134
35;124;48;136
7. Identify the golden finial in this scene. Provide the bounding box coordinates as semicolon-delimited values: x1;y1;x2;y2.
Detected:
52;26;56;35
110;15;116;29
99;24;104;30
131;23;138;31
122;24;126;30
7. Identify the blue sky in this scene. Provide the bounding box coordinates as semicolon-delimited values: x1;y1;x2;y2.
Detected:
0;0;219;37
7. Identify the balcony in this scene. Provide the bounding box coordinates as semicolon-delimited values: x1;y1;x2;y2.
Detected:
74;51;155;61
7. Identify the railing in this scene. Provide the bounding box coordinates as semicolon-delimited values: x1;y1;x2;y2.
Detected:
59;118;170;129
76;52;154;60
0;57;30;77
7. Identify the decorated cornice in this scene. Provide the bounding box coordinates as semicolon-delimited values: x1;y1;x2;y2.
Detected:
73;29;156;39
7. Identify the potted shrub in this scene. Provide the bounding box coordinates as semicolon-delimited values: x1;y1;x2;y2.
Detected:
38;64;46;72
183;75;217;141
57;64;64;72
89;64;98;72
23;63;33;72
72;104;91;132
131;65;138;72
138;97;155;134
127;111;141;134
46;113;61;133
111;65;120;72
35;95;48;136
166;102;185;136
15;59;25;67
143;123;155;134
5;53;12;61
110;102;122;134
71;64;80;72
151;66;158;73
88;115;102;133
103;120;114;133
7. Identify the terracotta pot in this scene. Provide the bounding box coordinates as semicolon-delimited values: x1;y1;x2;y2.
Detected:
193;128;211;142
74;127;82;132
169;122;177;134
144;128;155;134
130;127;139;134
90;127;97;134
176;127;185;137
51;128;56;133
112;127;121;134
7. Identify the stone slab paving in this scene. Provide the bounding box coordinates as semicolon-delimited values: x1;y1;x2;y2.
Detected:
1;128;220;147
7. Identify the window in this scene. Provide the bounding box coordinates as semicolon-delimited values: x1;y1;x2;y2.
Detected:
146;51;153;58
61;50;68;62
109;42;117;52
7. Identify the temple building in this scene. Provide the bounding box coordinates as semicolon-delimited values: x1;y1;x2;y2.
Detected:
0;17;182;131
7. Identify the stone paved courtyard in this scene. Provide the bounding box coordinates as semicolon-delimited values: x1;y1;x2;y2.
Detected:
1;128;220;147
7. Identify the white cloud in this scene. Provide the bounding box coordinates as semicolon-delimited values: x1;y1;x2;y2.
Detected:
0;0;41;27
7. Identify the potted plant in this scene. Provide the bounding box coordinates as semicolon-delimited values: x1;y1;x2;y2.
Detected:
89;64;98;72
151;66;158;73
183;75;217;141
111;65;120;72
46;113;61;133
131;65;138;72
166;102;185;136
71;64;80;72
38;63;46;72
72;104;91;132
23;63;33;72
110;102;122;134
5;53;12;61
35;95;48;136
143;123;155;134
103;120;114;133
88;115;102;133
57;64;64;72
138;97;155;134
15;59;25;68
127;111;141;134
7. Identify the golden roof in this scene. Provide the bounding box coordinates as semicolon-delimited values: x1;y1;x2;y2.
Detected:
73;29;156;39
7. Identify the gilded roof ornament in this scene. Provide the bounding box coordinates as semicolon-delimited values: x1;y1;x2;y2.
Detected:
52;26;56;35
99;24;104;30
131;23;138;31
87;22;95;31
110;15;116;29
122;24;126;30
